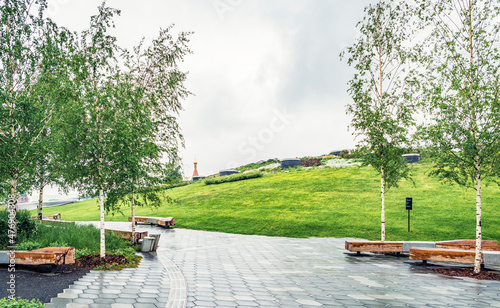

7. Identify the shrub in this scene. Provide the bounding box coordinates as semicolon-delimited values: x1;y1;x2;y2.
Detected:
111;247;137;259
49;241;69;247
75;248;95;259
0;297;43;308
342;153;356;159
0;210;38;249
205;171;263;185
237;160;280;172
15;241;42;251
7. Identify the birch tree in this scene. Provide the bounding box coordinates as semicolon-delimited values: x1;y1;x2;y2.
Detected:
58;3;121;258
415;0;500;273
0;0;68;212
341;0;415;241
105;27;191;242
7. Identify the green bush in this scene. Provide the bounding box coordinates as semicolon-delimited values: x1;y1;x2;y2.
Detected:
111;247;137;259
49;241;69;247
75;247;95;259
0;210;38;248
237;159;280;172
15;241;42;251
205;171;263;185
0;297;43;308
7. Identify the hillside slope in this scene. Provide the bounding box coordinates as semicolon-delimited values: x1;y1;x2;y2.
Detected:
38;163;500;241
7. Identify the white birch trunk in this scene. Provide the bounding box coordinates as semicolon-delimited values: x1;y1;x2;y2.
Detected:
381;166;386;242
99;188;106;258
38;185;44;221
10;178;18;211
10;178;18;240
474;167;482;273
131;189;136;244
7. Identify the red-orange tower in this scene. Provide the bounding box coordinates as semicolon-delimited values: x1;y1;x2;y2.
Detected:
192;160;199;177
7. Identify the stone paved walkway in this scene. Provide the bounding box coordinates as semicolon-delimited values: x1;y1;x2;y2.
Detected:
45;253;170;308
46;223;500;307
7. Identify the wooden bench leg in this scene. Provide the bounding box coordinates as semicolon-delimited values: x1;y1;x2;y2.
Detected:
422;260;427;265
357;251;360;256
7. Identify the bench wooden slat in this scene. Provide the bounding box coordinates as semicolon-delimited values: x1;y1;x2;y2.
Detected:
410;248;482;264
436;244;500;251
345;241;403;253
15;252;58;265
436;240;498;246
435;240;499;251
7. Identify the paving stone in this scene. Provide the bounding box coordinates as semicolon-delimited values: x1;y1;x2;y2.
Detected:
114;298;137;304
58;292;79;299
102;289;121;294
67;304;91;308
234;300;259;307
137;293;158;298
132;304;157;308
89;304;113;308
50;298;74;305
83;289;103;294
213;300;238;307
135;298;159;304
134;303;158;308
70;285;89;290
118;293;141;299
44;304;67;308
73;298;95;304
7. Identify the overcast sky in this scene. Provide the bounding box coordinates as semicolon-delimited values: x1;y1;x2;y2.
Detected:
46;0;372;180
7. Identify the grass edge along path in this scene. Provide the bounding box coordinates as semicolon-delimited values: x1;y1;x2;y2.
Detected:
35;163;500;242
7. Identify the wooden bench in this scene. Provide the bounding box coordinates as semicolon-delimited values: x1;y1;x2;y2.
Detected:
345;239;500;255
105;229;148;242
32;213;61;220
410;240;500;266
129;216;175;228
345;241;404;255
14;247;75;265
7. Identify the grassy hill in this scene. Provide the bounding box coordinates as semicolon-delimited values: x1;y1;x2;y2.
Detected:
35;162;500;241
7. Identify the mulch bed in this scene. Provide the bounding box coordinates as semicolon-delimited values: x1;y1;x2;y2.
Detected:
77;254;127;268
431;267;500;280
0;263;90;304
0;254;128;304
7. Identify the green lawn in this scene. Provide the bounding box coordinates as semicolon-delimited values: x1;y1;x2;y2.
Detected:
35;163;500;241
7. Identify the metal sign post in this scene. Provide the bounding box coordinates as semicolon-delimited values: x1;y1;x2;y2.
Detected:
406;198;412;232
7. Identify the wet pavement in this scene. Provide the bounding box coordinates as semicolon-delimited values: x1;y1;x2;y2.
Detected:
46;223;500;307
